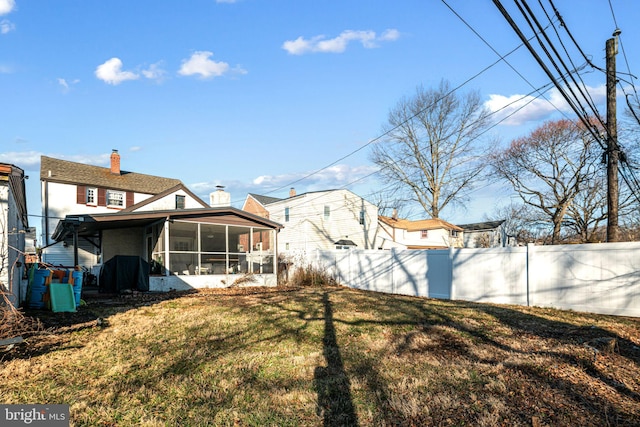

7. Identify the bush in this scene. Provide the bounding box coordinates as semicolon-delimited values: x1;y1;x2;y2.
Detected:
287;264;336;287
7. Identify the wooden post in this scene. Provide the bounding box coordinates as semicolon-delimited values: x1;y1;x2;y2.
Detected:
606;34;620;242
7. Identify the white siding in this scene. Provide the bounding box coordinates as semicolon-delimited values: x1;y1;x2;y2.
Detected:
42;182;152;241
266;190;378;253
41;181;156;266
131;190;203;211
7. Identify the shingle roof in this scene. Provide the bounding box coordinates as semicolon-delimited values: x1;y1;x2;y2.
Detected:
248;193;284;206
458;220;505;231
40;156;182;195
379;216;463;232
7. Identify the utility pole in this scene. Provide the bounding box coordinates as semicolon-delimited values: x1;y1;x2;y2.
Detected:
606;30;620;242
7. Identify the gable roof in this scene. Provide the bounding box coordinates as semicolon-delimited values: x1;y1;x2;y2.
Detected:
458;220;505;231
40;155;182;195
379;216;463;232
247;193;283;206
250;189;370;206
121;183;209;212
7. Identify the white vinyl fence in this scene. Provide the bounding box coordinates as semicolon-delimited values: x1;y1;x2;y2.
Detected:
307;242;640;317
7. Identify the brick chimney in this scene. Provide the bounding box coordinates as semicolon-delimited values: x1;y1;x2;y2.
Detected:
289;187;296;197
110;149;121;175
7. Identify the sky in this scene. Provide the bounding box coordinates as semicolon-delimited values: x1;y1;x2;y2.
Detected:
1;0;639;241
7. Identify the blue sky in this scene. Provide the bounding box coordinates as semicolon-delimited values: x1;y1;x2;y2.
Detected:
1;0;638;237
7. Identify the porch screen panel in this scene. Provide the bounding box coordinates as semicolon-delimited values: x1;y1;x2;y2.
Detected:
169;221;198;275
200;224;227;274
228;225;251;274
251;229;275;273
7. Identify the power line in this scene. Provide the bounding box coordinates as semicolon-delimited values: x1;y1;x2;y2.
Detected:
492;0;607;151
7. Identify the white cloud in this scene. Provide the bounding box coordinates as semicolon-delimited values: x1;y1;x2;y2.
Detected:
178;51;244;79
282;29;400;55
1;18;14;34
485;84;606;126
95;58;139;85
252;164;377;189
0;63;12;73
141;61;167;82
57;78;79;93
57;78;68;90
0;151;41;169
0;0;15;16
379;29;400;41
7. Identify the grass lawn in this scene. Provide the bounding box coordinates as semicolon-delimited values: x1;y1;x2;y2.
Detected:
1;285;639;426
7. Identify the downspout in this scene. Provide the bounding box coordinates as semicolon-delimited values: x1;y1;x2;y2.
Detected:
73;225;79;267
44;179;49;245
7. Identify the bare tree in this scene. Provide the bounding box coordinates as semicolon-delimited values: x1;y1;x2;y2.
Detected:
486;202;546;245
490;119;601;244
563;174;608;242
370;80;492;219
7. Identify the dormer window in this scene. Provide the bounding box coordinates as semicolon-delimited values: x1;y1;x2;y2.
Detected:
176;195;186;210
106;190;124;208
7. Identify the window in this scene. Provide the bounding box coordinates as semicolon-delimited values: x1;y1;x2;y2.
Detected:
421;230;428;239
106;190;124;208
285;207;290;222
451;230;459;238
324;205;330;220
176;195;185;209
86;187;97;206
359;210;365;225
156;221;276;276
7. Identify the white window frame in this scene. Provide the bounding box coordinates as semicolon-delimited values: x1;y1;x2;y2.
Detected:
106;190;125;208
284;207;290;222
86;187;97;206
421;230;428;239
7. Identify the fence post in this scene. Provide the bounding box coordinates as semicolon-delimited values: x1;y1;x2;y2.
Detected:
390;248;396;294
449;246;455;301
526;243;535;306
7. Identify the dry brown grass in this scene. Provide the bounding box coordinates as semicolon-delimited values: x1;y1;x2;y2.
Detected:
1;286;639;426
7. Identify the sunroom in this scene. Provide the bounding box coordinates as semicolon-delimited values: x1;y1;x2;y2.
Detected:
51;207;282;292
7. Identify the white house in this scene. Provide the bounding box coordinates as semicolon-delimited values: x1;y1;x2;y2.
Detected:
458;220;508;248
40;150;202;267
1;163;29;307
243;188;378;253
43;152;283;291
377;215;463;250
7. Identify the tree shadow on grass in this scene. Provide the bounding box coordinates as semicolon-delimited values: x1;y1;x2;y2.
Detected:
314;291;359;427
